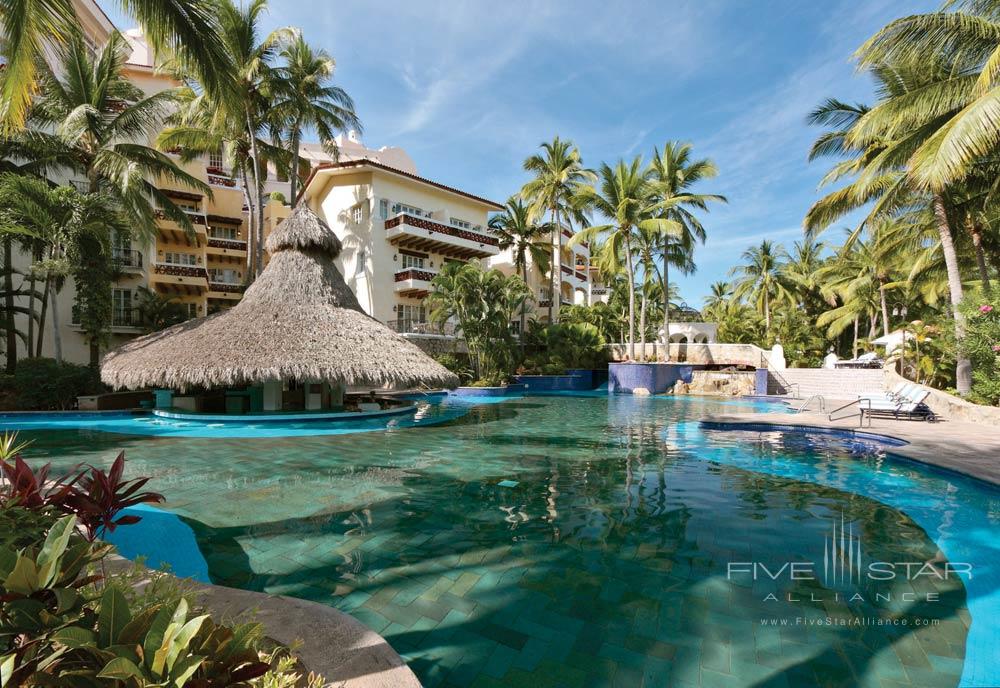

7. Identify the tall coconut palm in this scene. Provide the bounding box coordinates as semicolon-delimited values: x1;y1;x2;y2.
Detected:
729;240;792;334
521;136;593;323
0;0;227;135
647;141;726;358
488;197;552;340
853;0;1000;190
804;60;976;393
22;32;209;234
703;281;732;318
271;35;360;204
569;157;673;360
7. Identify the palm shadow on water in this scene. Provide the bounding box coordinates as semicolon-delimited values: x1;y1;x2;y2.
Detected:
178;445;969;687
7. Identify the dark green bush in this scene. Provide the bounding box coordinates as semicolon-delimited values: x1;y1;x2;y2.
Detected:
13;357;103;410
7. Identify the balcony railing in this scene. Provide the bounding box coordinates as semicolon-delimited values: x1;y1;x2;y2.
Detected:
153;263;208;279
560;264;588;281
207;237;247;251
394;268;437;282
71;307;141;328
385;213;498;247
385;319;457;336
208;281;245;293
112;248;143;269
154;209;207;226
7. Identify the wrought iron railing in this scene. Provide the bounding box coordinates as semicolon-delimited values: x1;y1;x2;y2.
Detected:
385;213;499;247
394;268;437;282
112;248;142;269
153;263;208;280
385;319;457;336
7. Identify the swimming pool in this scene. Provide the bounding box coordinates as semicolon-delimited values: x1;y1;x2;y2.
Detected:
10;394;998;687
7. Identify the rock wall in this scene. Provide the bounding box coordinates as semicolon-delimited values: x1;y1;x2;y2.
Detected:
673;370;757;397
403;335;468;356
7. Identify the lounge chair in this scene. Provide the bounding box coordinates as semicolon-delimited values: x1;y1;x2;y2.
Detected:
858;386;935;423
835;352;884;369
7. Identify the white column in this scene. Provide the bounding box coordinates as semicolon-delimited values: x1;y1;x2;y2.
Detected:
262;380;282;411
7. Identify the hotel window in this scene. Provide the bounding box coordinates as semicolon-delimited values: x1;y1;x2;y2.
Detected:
164;252;198;266
210;268;239;284
352;204;364;224
356;250;366;275
450;217;472;230
185;303;199;319
391;202;424;217
209;225;238;240
208;150;224;169
399;304;426;323
401;254;424;270
378;198;389;219
112;288;133;315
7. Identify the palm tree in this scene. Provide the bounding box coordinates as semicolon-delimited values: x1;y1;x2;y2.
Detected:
488;197;552;340
521;136;594;323
569;157;673;360
647;141;726;358
729;240;791;334
22;32;208;234
703;281;731;317
271;35;360;205
0;174;126;364
0;0;227;134
853;1;1000;190
804;61;976;393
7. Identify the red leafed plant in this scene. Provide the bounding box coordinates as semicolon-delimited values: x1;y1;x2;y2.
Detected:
0;454;82;510
64;451;165;541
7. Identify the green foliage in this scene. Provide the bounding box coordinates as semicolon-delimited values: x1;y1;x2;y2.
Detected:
960;298;1000;405
12;357;103;410
560;303;622;344
269;191;287;204
135;286;191;333
522;322;607;374
433;354;474;385
427;263;530;384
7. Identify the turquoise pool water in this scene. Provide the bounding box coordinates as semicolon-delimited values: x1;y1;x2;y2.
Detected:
9;395;999;687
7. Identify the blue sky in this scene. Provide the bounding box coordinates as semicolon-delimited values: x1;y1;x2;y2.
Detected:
106;0;937;306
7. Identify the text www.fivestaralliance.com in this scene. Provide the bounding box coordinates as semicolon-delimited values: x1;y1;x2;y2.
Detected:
760;617;939;627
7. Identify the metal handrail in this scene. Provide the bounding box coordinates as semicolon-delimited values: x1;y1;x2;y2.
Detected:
827;398;871;427
796;395;826;413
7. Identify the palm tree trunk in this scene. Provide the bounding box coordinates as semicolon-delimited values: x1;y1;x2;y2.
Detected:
933;195;972;395
869;311;878;340
966;215;991;293
763;289;770;333
852;316;859;359
624;231;636;361
4;237;15;373
36;277;49;357
878;281;890;337
520;261;528;346
638;285;647;362
289;128;301;205
26;247;37;357
49;278;62;364
245;109;265;278
661;242;670;361
240;159;257;277
550;206;559;324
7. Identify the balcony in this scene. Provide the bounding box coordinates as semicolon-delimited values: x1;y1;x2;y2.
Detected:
151;262;208;293
206;167;238;188
384;213;499;259
560;264;588;284
207;280;245;299
561;228;588;249
155;209;207;246
385;319;457;337
71;307;142;331
206;236;248;258
394;268;437;297
112;248;143;272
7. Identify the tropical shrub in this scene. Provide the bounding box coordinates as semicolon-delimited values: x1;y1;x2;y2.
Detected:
434;353;474;385
960;298;1000;405
521;322;607;374
0;445;321;686
12;357;103;410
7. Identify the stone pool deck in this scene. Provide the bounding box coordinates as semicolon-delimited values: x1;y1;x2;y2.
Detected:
703;411;1000;487
112;558;420;688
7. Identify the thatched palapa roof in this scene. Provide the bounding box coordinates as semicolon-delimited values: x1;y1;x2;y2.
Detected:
101;205;458;391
